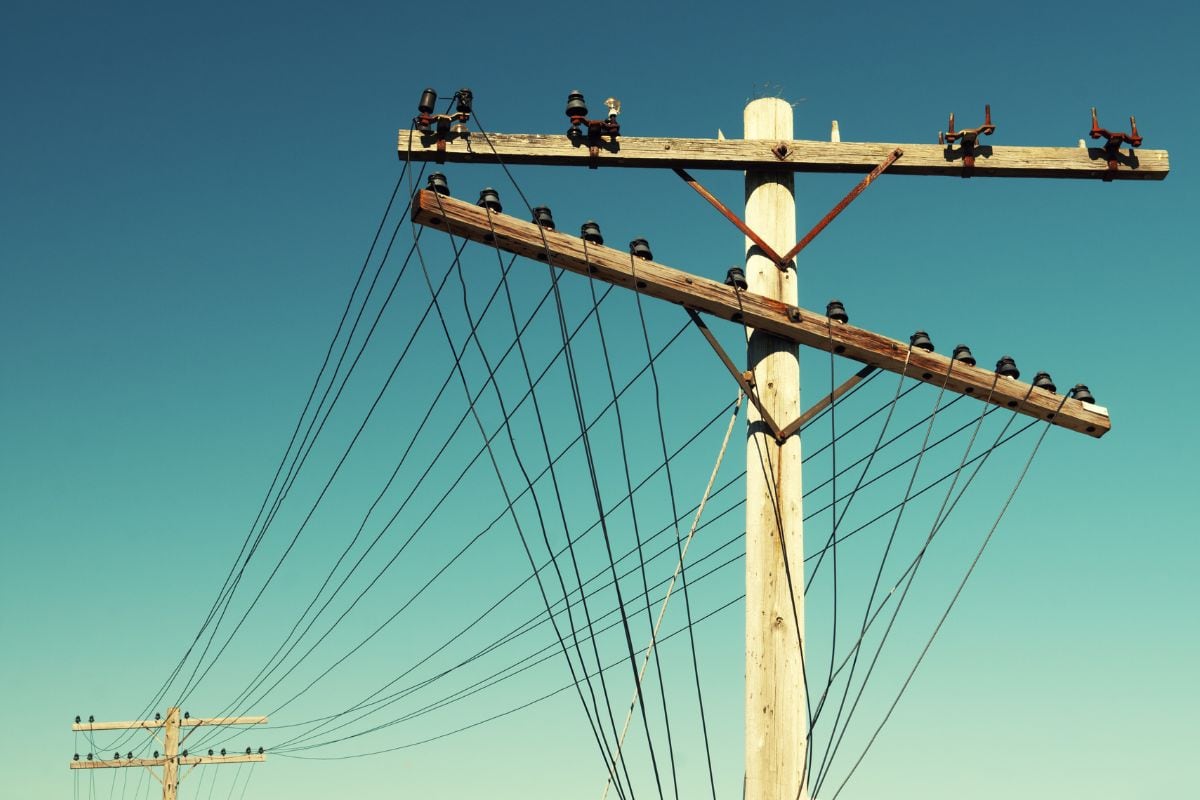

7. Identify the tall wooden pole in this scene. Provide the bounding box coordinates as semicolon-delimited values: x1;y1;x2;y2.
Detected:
744;97;807;800
162;707;181;800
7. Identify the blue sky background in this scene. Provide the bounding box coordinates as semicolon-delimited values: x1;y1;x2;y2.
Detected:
3;2;1197;799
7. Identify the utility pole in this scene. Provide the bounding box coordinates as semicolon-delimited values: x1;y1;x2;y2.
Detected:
742;98;806;800
402;88;1166;798
70;708;266;800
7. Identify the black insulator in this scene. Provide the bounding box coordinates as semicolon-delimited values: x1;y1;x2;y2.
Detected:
476;187;502;213
183;711;190;720
910;330;934;352
565;89;588;120
73;754;80;761
531;206;555;230
181;750;188;758
208;750;214;756
1072;383;1096;404
153;751;159;759
580;220;604;245
826;299;848;323
87;753;93;761
258;747;264;755
417;87;437;115
220;749;226;757
629;238;653;260
89;715;95;723
75;716;81;724
114;752;119;760
246;747;252;756
995;355;1020;379
952;343;976;366
426;172;450;196
725;266;748;291
1032;371;1057;393
454;88;473;115
154;713;160;721
126;752;132;760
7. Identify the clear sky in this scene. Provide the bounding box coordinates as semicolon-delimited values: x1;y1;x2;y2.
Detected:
3;2;1197;799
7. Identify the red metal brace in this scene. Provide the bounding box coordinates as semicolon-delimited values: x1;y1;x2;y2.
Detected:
939;104;995;174
1089;107;1142;180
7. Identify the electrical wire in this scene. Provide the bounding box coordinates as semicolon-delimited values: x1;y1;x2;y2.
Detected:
824;395;1066;799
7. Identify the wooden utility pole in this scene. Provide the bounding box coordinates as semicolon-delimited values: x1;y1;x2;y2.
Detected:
70;708;266;800
402;89;1165;796
742;98;806;800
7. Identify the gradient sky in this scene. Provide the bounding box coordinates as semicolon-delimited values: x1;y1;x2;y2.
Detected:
3;2;1198;799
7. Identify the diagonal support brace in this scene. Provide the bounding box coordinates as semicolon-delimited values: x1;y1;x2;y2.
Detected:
779;148;903;264
686;308;786;441
777;365;876;441
674;168;787;266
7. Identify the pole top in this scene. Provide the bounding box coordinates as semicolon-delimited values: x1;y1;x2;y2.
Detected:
744;97;793;140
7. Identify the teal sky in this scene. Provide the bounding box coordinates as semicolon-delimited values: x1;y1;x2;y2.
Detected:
3;2;1197;799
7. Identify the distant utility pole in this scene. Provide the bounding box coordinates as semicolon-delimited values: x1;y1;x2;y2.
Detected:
71;707;266;800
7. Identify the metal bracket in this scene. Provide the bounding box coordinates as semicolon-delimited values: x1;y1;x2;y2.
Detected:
567;118;620;169
940;104;995;175
1089;107;1142;181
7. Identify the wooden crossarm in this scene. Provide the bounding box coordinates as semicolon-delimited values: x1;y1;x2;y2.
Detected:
411;190;1111;438
69;754;265;770
72;716;267;732
397;130;1168;180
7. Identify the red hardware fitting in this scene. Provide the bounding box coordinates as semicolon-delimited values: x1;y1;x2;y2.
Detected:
568;116;620;168
1089;107;1142;180
939;104;995;174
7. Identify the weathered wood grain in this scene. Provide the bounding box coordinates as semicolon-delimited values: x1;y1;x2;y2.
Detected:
69;754;265;770
412;190;1112;437
398;130;1168;180
72;716;267;732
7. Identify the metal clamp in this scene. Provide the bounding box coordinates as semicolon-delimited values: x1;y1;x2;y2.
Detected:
940;104;995;174
1089;107;1142;180
568;97;621;168
415;89;473;164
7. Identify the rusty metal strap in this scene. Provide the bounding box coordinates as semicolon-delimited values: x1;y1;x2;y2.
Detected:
685;308;785;441
779;147;903;265
674;168;787;266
